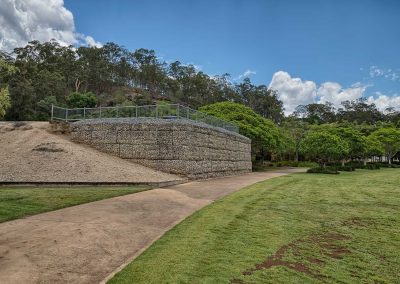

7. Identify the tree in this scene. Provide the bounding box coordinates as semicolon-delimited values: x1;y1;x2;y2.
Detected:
236;78;284;123
0;56;17;118
67;92;97;108
369;127;400;164
325;125;367;165
337;98;383;124
293;103;336;124
0;87;11;118
282;118;308;161
199;102;284;162
300;131;349;167
362;135;384;165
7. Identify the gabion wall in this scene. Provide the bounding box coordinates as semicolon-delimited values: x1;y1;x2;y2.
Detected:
71;118;252;179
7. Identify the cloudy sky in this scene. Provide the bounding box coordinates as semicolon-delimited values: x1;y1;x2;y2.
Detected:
1;0;399;114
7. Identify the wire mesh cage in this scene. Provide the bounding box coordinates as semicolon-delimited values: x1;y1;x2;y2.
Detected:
51;104;239;133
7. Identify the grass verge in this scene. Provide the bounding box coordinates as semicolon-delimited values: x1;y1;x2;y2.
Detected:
109;169;400;284
0;186;149;223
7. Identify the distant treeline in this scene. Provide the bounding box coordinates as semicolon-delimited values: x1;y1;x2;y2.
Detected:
1;40;399;126
0;40;283;121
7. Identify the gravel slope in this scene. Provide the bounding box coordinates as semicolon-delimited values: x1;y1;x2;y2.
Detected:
0;122;184;183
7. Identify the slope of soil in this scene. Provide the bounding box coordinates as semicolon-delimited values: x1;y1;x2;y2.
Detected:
0;122;183;183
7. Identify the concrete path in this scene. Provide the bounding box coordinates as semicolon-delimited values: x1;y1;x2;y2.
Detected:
0;168;304;284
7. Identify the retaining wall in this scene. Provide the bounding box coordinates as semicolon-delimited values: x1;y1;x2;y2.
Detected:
70;118;252;179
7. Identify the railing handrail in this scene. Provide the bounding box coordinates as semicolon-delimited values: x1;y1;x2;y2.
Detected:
51;104;239;133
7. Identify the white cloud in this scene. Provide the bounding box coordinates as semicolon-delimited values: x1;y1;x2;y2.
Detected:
234;69;256;81
369;65;399;81
0;0;101;52
268;71;317;114
268;70;400;114
317;82;367;106
367;92;400;111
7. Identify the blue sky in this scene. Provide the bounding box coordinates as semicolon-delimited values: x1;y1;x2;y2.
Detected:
1;0;399;112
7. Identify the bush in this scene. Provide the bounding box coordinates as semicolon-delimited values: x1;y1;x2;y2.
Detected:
67;92;97;108
272;161;319;168
375;163;400;168
307;167;339;174
332;165;355;172
362;164;380;170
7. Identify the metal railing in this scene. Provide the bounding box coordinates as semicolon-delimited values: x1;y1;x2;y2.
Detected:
51;104;239;133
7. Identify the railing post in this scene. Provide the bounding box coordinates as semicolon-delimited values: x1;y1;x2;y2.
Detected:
50;103;237;132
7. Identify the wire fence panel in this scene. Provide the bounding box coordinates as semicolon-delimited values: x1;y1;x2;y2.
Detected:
51;104;239;133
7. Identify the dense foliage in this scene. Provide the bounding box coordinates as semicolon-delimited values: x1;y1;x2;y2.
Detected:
199;102;285;160
66;92;97;108
0;40;283;121
300;131;349;166
0;58;16;118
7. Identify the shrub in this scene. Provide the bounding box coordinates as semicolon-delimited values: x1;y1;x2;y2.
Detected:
346;162;380;170
67;92;97;108
362;164;380;170
307;167;339;174
272;161;319;168
375;163;400;168
333;166;355;172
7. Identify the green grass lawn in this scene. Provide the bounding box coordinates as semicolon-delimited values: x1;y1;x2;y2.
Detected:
109;169;400;284
0;186;149;223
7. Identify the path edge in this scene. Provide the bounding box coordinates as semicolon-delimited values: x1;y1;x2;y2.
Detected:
99;170;297;284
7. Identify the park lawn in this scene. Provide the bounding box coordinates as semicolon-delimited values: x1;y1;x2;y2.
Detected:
109;169;400;284
0;186;149;223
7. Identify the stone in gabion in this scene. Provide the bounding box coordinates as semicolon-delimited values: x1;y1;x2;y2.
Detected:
71;118;252;179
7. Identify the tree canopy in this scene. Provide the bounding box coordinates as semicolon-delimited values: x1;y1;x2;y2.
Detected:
0;40;284;122
0;56;17;118
199;102;285;161
369;127;400;164
300;131;350;166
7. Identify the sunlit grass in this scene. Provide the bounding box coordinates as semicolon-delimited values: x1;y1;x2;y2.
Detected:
0;186;149;223
110;169;400;284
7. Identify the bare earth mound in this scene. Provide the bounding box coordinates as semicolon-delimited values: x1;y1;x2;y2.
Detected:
0;122;183;183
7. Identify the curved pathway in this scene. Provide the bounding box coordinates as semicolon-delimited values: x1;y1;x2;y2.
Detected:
0;168;304;284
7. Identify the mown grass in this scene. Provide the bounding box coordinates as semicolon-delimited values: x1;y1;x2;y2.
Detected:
109;169;400;284
0;186;149;223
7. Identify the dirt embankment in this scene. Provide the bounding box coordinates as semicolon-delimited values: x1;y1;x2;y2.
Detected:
0;122;183;183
